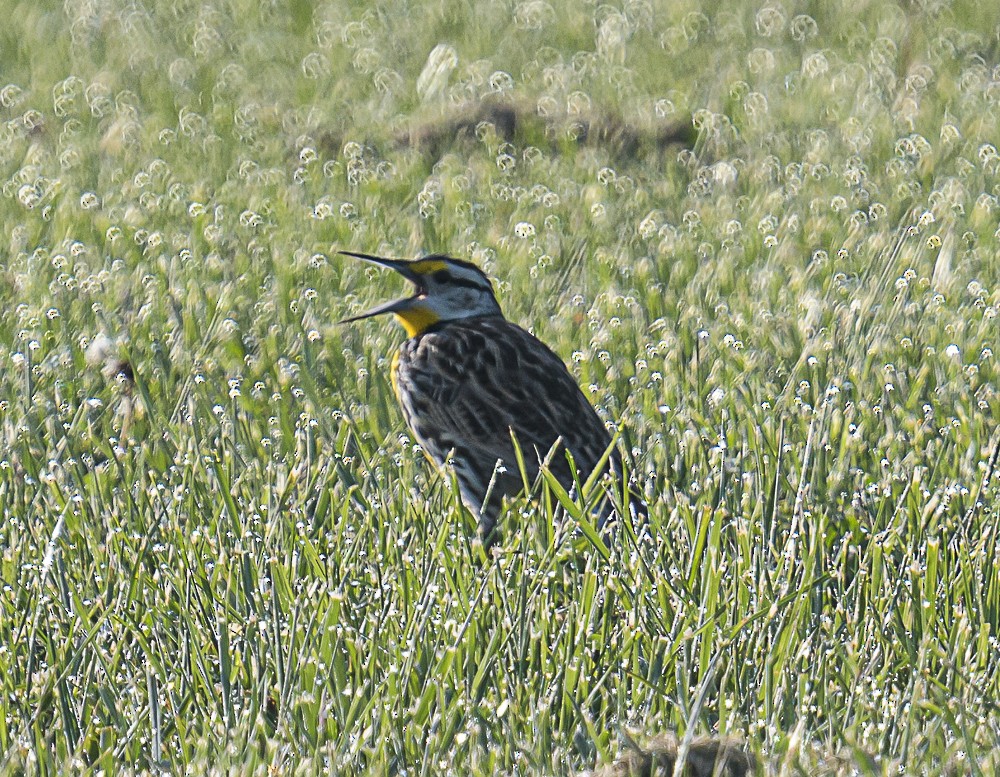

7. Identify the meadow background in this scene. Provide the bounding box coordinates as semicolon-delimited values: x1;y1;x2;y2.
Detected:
2;0;999;773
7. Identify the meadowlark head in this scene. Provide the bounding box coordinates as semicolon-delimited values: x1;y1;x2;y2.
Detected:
339;251;502;337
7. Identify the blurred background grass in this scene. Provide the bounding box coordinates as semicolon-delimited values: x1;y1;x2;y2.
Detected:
1;0;999;773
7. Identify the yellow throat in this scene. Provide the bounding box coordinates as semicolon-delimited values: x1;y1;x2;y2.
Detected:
393;305;441;337
392;259;446;336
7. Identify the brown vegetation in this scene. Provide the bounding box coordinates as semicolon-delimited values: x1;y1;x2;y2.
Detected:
581;733;755;777
320;99;694;163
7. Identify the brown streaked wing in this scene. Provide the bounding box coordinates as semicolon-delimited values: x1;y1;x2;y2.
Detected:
394;317;616;499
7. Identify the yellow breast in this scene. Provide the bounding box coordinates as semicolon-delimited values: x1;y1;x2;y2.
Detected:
390;350;401;400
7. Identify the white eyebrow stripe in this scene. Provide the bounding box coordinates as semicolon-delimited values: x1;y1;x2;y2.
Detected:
443;264;492;288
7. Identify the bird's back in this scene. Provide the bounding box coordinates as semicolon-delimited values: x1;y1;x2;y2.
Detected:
392;315;626;538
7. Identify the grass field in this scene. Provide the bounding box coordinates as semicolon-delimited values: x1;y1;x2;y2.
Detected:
2;0;1000;773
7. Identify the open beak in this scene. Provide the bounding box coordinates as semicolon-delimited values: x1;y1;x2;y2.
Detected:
338;250;422;323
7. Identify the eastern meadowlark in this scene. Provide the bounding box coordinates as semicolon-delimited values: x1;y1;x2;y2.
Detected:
340;250;640;544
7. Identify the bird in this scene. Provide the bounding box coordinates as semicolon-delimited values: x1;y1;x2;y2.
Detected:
339;250;641;545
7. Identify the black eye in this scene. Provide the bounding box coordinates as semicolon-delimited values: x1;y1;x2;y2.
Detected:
432;270;449;282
